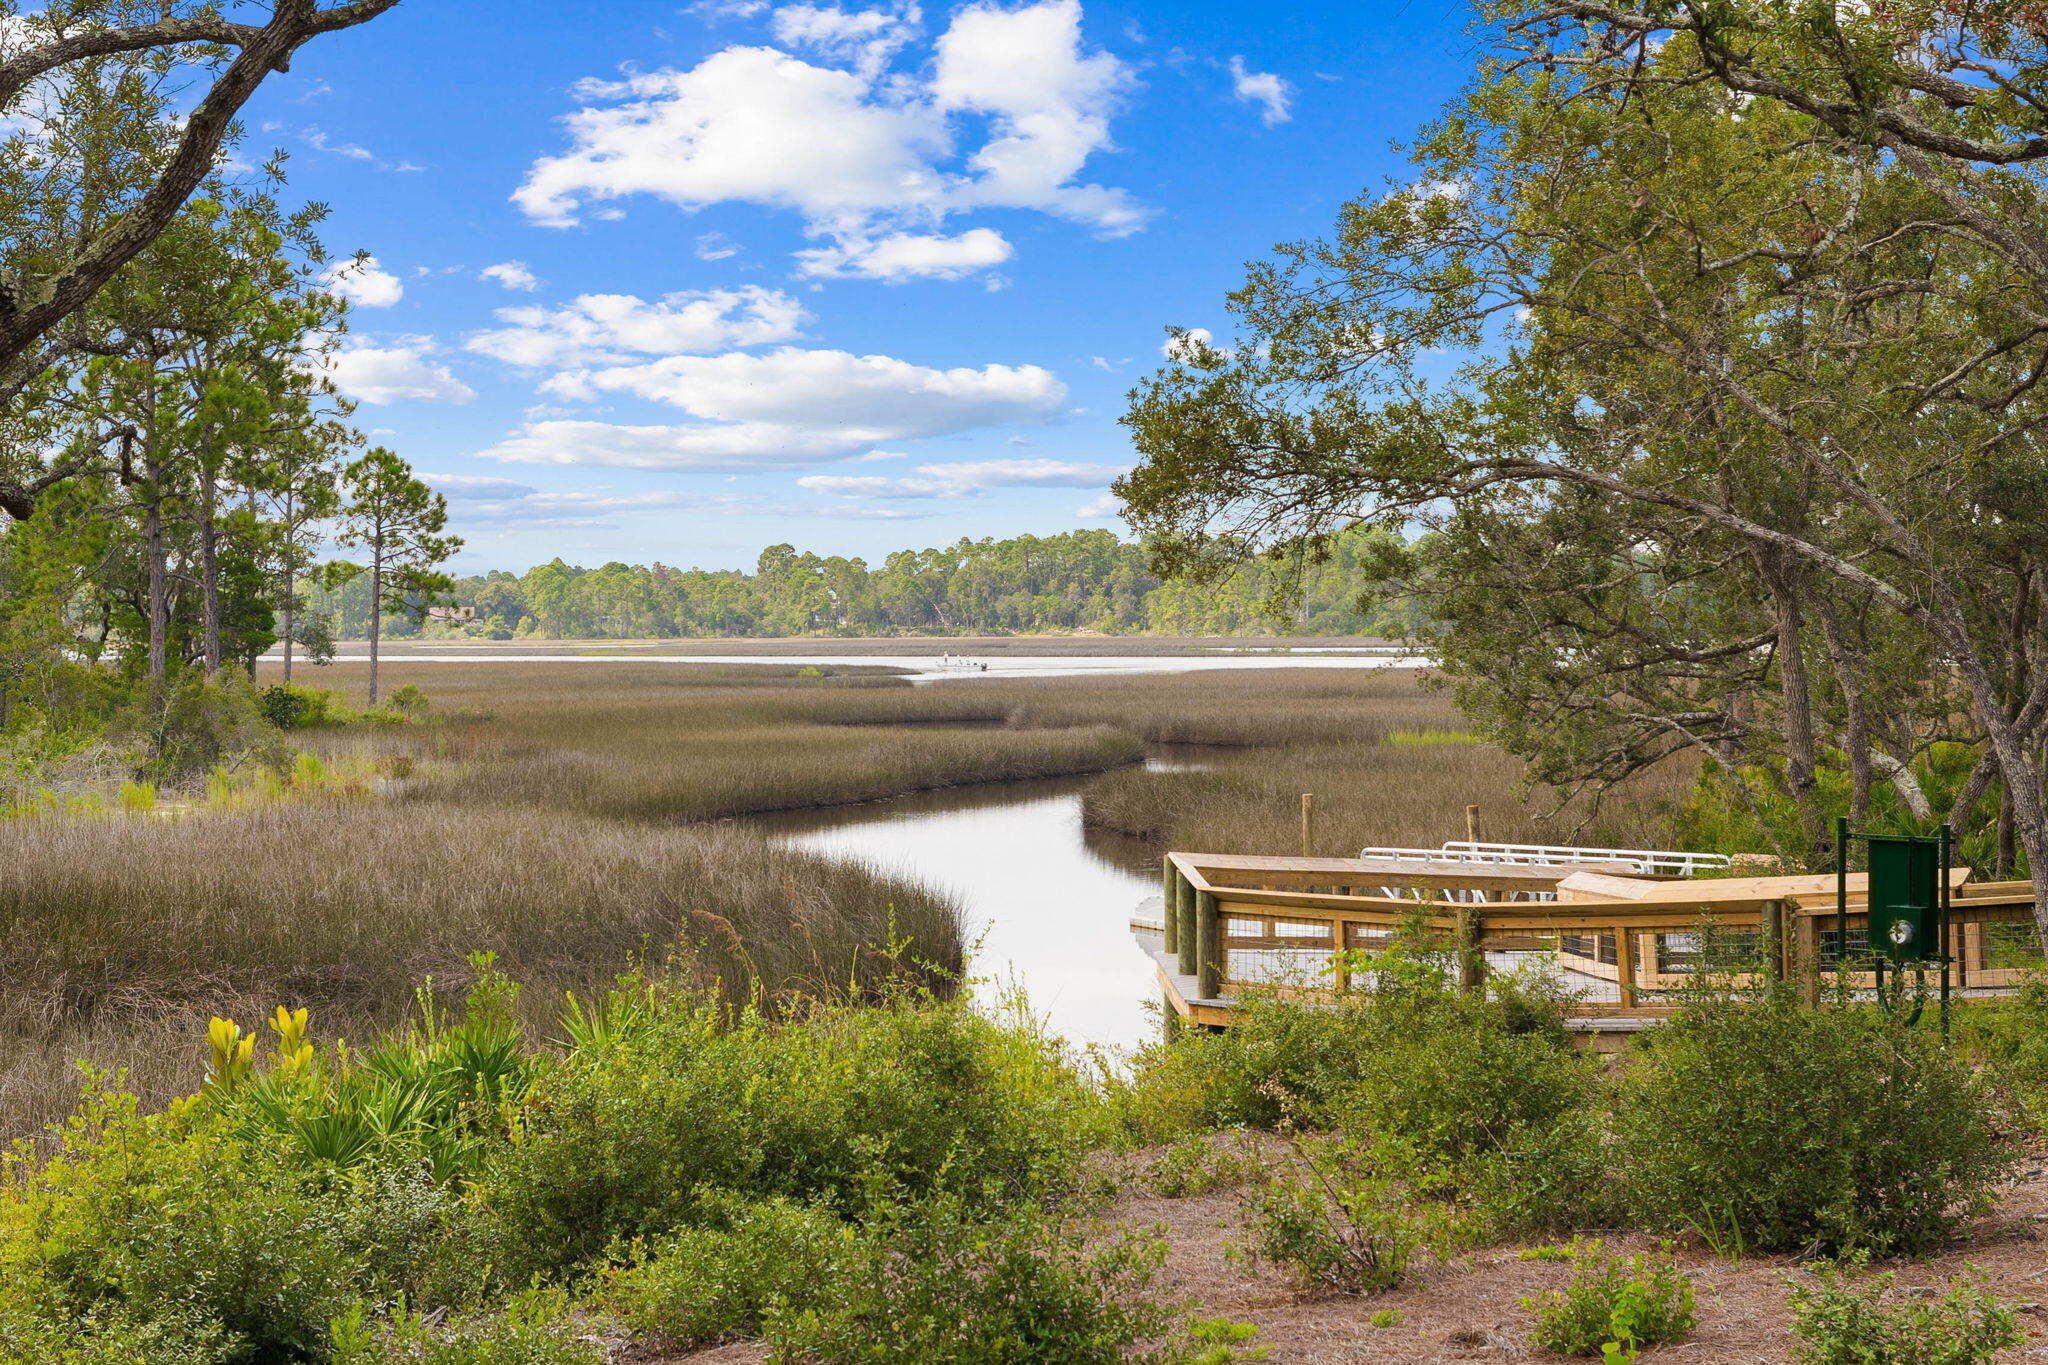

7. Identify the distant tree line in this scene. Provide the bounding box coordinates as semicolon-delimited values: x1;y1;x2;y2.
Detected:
310;525;1429;640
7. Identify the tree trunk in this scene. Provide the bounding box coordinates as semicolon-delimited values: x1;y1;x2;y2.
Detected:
144;496;167;681
199;477;221;676
1999;794;2018;878
1813;599;1874;828
1762;554;1829;865
281;593;294;686
367;544;382;706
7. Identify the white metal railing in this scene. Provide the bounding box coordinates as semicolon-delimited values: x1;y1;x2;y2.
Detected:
1437;840;1731;877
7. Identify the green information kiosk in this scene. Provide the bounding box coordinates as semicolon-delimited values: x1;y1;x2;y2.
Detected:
1835;817;1952;1029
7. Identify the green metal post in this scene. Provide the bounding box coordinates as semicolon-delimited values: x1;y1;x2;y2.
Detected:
1940;823;1953;1043
1196;889;1221;1000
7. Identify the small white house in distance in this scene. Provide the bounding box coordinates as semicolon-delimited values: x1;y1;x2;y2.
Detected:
426;605;476;623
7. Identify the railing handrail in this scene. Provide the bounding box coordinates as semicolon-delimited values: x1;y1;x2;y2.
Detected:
1435;840;1732;875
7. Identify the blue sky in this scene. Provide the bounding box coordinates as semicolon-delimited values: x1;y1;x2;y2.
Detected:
254;0;1475;573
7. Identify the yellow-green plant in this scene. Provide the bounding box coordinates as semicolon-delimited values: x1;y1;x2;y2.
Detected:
203;1017;254;1097
269;1007;313;1078
292;752;328;790
117;780;155;812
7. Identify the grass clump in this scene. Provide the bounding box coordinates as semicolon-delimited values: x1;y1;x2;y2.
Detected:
1786;1259;2022;1365
328;1290;598;1365
1230;1151;1447;1293
1613;989;2007;1256
772;1197;1180;1365
1147;1134;1251;1198
1522;1240;1695;1360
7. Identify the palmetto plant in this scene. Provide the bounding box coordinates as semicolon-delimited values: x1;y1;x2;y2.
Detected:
198;954;540;1182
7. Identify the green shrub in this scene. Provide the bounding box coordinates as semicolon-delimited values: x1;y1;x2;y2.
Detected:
1112;992;1382;1138
1147;1134;1251;1198
0;1088;364;1361
483;985;1100;1274
1324;958;1597;1222
1787;1260;2021;1365
1613;992;2007;1255
1959;980;2048;1136
328;1288;599;1365
1114;940;1586;1156
770;1197;1178;1365
0;1305;234;1365
1229;1142;1450;1293
607;1195;857;1347
385;683;433;719
123;673;288;784
1523;1240;1695;1358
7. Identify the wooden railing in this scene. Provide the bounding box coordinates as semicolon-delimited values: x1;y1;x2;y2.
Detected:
1154;852;2041;1021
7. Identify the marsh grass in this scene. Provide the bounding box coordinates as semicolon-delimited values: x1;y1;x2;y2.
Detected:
1084;735;1690;854
0;805;958;1136
3;657;1680;1139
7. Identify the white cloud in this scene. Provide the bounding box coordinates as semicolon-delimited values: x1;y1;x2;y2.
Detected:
931;0;1141;232
479;350;1062;472
478;420;852;472
516;0;1142;274
323;341;475;405
1161;326;1212;360
479;261;541;291
797;474;963;498
324;256;404;308
794;226;1011;281
468;287;807;368
297;125;424;173
425;474;928;527
695;232;741;260
1075;491;1122;518
544;346;1066;443
770;2;920;77
1227;56;1293;126
799;456;1125;499
917;457;1124;487
515;47;948;230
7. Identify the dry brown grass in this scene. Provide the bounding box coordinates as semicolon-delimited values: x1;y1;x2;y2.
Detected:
1081;684;1692;855
0;804;959;1136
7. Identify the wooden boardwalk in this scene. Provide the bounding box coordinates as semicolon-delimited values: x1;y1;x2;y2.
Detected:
1143;851;2040;1033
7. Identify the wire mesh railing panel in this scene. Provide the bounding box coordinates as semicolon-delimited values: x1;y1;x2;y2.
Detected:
1222;912;1339;989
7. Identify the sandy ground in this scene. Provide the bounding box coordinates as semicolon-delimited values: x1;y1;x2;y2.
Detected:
635;1146;2048;1364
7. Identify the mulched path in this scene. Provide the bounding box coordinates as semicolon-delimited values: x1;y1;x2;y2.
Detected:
637;1143;2048;1363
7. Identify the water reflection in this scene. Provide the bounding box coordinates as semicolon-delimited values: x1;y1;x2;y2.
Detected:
747;767;1177;1054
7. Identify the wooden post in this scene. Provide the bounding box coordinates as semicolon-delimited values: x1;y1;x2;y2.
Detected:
1160;988;1182;1042
1455;907;1484;994
1797;912;1822;1007
1196;890;1221;1000
1760;900;1784;982
1614;924;1638;1011
1176;875;1198;977
1161;856;1180;955
1300;793;1315;857
1465;804;1481;845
